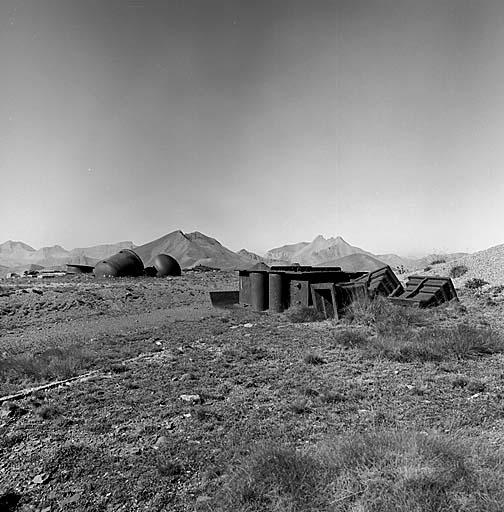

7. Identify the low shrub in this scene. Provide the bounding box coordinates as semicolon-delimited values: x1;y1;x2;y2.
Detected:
347;297;429;336
303;352;325;365
431;258;447;265
333;329;370;348
284;306;325;323
450;265;468;278
369;324;504;362
213;431;504;511
0;344;92;387
465;278;489;289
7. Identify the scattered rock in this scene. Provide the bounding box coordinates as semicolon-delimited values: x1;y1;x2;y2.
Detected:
153;436;169;450
195;495;212;510
243;323;254;328
180;394;201;403
59;493;81;506
32;472;50;484
1;402;28;419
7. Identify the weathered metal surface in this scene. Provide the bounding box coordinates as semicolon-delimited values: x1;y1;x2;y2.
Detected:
209;291;240;308
94;249;144;278
153;254;181;277
270;265;342;272
310;283;339;319
289;279;311;307
389;275;457;307
239;271;252;305
355;266;403;298
268;273;285;313
336;282;369;309
66;264;94;274
229;263;458;316
251;271;268;311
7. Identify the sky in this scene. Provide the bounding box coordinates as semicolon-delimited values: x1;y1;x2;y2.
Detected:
1;0;503;258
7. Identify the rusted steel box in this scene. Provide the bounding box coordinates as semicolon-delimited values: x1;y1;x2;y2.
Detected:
336;282;369;309
209;291;239;308
239;271;252;305
285;271;351;307
290;279;312;307
389;275;457;307
355;266;403;298
310;283;339;319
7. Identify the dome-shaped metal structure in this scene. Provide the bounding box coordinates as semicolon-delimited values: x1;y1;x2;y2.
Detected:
152;254;181;277
94;249;144;278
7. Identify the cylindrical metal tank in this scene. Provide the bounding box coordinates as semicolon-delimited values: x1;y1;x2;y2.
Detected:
94;249;144;278
251;271;268;311
152;254;181;277
268;272;284;312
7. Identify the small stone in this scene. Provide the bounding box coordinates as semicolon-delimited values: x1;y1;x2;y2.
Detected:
1;402;28;418
180;394;201;403
32;473;50;484
243;323;254;328
195;495;212;510
153;436;169;450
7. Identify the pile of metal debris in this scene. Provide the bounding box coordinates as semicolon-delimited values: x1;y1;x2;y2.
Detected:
211;264;458;318
93;249;181;278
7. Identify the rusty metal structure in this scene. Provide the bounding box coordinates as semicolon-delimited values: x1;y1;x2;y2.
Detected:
94;249;144;278
239;265;368;313
234;264;458;319
389;275;457;307
66;264;94;274
151;254;182;277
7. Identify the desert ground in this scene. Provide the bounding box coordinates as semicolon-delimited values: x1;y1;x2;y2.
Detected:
2;269;504;511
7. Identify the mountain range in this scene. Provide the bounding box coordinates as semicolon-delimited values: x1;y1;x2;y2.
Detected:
0;231;467;276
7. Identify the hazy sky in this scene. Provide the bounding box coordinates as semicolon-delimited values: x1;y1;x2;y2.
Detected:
2;0;503;257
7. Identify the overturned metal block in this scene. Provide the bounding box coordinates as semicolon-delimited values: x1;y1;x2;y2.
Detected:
209;291;240;308
94;249;144;278
355;266;403;298
310;283;339;319
388;275;457;307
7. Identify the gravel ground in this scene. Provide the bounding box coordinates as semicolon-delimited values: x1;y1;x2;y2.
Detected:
419;243;504;287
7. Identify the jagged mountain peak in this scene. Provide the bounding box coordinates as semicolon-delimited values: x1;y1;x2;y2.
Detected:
0;240;36;252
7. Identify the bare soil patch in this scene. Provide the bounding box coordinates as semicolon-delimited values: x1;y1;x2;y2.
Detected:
1;272;504;511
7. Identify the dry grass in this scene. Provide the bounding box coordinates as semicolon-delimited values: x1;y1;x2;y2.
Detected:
337;298;504;362
214;431;504;511
285;306;326;323
370;324;504;362
3;273;504;511
0;344;92;392
450;265;469;278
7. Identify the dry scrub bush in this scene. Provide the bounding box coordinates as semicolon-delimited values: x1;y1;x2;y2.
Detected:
0;344;92;390
285;306;325;323
214;431;504;511
332;329;370;348
303;352;325;365
450;265;468;278
340;298;502;362
370;324;504;362
465;278;489;289
347;297;429;336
